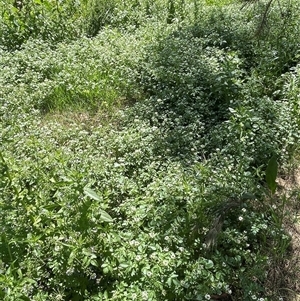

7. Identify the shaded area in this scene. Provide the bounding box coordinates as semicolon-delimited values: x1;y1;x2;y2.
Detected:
133;4;300;168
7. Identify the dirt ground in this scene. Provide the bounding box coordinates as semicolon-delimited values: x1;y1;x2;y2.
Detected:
274;168;300;301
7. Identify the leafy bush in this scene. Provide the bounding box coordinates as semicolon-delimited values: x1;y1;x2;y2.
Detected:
0;28;151;112
0;0;83;50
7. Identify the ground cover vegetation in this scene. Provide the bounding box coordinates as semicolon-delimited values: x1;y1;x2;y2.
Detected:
1;0;300;300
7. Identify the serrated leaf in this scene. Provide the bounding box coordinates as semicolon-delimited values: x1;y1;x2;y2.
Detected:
84;187;101;201
266;155;278;194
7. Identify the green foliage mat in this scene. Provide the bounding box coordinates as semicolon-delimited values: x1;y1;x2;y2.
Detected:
1;0;300;300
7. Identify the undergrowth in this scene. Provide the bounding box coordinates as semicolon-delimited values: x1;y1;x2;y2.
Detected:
1;0;300;300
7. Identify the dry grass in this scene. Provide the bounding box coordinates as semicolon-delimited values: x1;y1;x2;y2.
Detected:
266;166;300;300
41;106;124;131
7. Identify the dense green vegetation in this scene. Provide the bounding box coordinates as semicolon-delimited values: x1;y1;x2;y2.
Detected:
1;0;300;300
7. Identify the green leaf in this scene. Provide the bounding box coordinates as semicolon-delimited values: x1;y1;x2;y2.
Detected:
99;208;113;223
84;188;113;222
240;192;256;200
84;187;102;201
266;155;278;194
119;263;129;268
205;260;214;269
91;259;98;267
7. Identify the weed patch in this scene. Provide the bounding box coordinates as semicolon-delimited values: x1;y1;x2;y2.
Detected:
1;0;300;300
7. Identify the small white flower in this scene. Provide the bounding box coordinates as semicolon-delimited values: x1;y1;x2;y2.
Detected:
55;294;64;301
242;208;247;212
141;291;148;300
66;268;74;276
238;216;244;221
205;294;211;300
130;240;139;246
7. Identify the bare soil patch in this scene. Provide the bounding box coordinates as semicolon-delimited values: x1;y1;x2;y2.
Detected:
269;168;300;300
